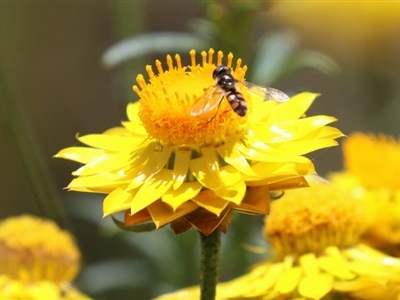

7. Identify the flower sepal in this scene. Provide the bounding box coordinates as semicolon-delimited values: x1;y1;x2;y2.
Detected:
111;215;156;233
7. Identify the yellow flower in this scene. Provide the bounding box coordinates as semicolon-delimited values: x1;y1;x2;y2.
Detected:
271;1;400;61
331;132;400;256
0;215;90;299
55;49;343;235
155;184;400;300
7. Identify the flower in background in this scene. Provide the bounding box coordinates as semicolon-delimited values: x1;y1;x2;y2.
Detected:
0;215;89;299
330;132;400;256
270;1;400;62
156;183;400;300
56;49;342;235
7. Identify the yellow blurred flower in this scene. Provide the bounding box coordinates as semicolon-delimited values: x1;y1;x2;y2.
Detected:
56;49;342;235
271;1;400;61
0;215;90;299
331;132;400;256
156;184;400;300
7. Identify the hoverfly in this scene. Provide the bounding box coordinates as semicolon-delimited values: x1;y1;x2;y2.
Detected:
190;65;289;120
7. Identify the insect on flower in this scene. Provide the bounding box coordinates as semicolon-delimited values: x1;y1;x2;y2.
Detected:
190;64;290;121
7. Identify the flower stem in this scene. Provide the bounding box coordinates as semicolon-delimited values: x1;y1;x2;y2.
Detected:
200;229;221;300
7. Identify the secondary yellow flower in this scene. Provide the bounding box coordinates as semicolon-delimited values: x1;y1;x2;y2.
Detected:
56;49;342;235
156;184;400;300
271;1;400;62
0;215;89;299
331;132;400;256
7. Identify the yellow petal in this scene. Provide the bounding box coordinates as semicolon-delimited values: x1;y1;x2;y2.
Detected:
275;266;302;294
267;92;317;123
72;152;131;176
68;173;130;191
298;273;333;300
162;181;203;210
216;143;256;176
275;139;339;155
172;149;191;190
190;150;222;190
318;255;355;280
299;253;320;276
192;190;229;216
148;200;198;228
140;145;172;176
121;121;147;136
77;132;145;152
130;169;174;214
103;188;134;216
214;181;246;205
54;147;106;164
126;102;141;122
255;116;337;143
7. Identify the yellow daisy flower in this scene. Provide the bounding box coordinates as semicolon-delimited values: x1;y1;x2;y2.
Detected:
0;215;90;299
55;49;343;235
155;184;400;300
330;132;400;256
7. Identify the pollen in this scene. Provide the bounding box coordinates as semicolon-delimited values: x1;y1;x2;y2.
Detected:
133;49;249;148
265;185;367;259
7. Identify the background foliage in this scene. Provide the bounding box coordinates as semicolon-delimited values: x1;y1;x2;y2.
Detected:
1;1;400;299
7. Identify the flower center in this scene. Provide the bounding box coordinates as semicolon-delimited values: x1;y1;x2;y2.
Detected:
133;49;249;148
0;215;80;284
264;185;367;260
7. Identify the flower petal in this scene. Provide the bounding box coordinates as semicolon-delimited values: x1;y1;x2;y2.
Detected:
124;208;152;226
162;181;203;210
130;169;174;214
216;143;256;176
54;147;106;164
267;92;317;123
192;190;229;216
232;185;270;214
184;208;231;235
77;132;145;152
298;273;333;300
172;149;191;190
190;149;222;190
275;266;302;294
148;200;198;228
103;188;134;216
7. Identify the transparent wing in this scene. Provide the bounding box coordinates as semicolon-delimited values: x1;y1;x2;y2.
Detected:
190;86;225;116
241;81;290;103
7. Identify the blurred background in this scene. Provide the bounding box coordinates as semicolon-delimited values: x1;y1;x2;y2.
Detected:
1;1;400;299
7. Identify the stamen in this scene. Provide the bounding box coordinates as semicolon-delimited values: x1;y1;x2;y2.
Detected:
166;55;174;71
145;65;156;81
136;74;147;90
175;54;182;70
217;51;223;65
227;53;233;68
155;60;164;75
235;59;242;73
132;85;143;98
201;51;207;66
208;48;215;64
190;50;196;68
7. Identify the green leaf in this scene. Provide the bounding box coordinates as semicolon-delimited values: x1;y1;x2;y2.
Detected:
101;32;210;68
250;30;299;85
282;50;341;77
111;215;156;232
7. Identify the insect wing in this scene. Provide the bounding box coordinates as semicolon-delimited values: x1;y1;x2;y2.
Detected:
190;86;224;116
241;81;290;103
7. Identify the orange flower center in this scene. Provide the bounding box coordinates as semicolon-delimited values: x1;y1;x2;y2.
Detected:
133;49;249;148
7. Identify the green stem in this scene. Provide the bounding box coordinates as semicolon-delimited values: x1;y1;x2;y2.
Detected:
200;229;221;300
